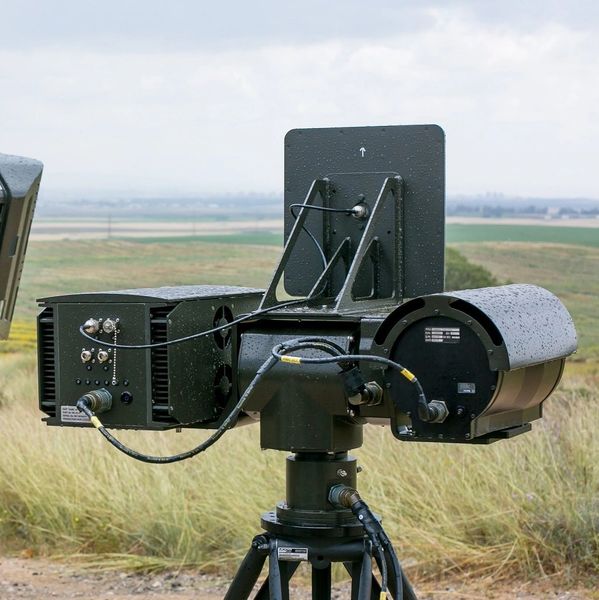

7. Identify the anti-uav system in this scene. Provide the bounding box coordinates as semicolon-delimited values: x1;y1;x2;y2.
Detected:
37;126;577;599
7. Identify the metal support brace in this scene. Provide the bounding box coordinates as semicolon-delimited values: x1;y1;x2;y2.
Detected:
260;179;329;309
260;175;404;312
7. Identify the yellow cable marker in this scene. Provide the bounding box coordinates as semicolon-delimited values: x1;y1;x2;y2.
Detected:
380;592;387;600
90;416;102;429
280;355;302;365
400;367;416;382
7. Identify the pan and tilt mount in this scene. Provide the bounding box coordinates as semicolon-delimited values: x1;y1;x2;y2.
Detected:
37;126;577;599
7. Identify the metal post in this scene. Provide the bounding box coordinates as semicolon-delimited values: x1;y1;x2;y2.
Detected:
311;564;331;600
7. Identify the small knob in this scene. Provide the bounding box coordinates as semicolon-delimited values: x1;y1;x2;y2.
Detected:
83;318;100;334
97;350;109;363
81;350;93;363
102;318;117;334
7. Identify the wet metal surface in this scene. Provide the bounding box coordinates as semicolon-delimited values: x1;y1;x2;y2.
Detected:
438;284;578;369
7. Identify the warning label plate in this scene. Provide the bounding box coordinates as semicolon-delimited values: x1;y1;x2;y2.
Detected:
277;547;309;562
424;326;460;344
61;405;90;424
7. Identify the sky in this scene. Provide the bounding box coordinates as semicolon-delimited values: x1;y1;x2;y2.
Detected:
2;1;599;198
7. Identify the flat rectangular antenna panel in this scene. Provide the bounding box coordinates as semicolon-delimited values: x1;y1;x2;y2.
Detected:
283;125;445;299
0;154;43;339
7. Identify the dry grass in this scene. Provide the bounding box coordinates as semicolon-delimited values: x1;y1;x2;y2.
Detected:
0;352;597;583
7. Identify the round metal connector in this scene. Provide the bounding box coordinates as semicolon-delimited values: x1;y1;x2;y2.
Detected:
347;382;383;407
102;318;117;334
328;484;361;508
80;388;113;414
83;318;100;334
80;350;93;363
427;399;449;423
97;350;109;363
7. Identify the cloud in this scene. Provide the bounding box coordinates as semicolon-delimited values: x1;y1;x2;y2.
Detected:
1;8;598;197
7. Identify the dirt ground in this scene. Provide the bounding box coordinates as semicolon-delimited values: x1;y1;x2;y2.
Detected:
0;557;596;600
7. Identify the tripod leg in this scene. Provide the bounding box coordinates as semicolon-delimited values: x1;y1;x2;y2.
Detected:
400;571;418;600
267;539;286;600
255;562;300;600
345;548;373;600
224;535;269;600
311;563;331;600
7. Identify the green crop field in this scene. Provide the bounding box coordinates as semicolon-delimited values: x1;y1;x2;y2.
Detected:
447;223;599;247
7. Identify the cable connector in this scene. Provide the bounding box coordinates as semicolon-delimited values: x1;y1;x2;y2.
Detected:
419;399;449;423
329;485;383;545
339;367;383;406
329;484;388;593
76;388;113;415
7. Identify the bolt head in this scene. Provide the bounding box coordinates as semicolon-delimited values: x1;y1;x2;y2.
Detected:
336;469;348;478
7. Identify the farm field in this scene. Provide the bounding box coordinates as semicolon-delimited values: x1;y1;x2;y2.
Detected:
447;223;599;247
29;217;282;241
0;227;598;596
30;216;599;247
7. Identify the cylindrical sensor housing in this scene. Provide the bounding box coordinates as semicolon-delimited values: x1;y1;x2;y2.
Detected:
373;284;577;443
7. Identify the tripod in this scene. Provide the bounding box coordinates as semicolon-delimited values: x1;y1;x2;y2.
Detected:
224;452;418;599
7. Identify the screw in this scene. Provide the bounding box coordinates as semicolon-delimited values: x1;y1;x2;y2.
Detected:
336;469;348;478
